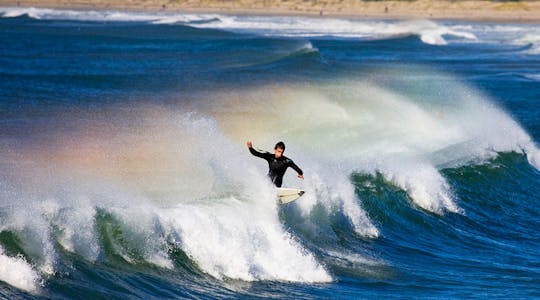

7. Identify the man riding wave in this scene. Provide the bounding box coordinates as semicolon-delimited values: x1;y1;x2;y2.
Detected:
246;141;304;187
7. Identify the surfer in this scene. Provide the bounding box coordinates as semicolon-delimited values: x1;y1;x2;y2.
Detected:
247;141;304;187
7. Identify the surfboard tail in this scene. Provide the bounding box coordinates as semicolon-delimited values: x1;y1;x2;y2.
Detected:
277;188;305;204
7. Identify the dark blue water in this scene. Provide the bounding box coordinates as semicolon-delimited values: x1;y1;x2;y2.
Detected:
1;8;539;299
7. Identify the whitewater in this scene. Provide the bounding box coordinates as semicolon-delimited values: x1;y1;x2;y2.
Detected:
1;7;539;299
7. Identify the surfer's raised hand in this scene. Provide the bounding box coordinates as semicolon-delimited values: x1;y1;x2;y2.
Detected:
246;141;253;148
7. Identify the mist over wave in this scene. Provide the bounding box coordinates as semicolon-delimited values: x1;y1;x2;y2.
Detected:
1;107;339;290
2;64;539;293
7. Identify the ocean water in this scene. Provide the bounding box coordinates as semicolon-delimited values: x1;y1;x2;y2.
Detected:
1;7;539;299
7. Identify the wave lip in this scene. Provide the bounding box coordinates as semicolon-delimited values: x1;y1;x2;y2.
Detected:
515;33;540;54
389;20;477;45
166;201;332;283
0;246;40;293
523;74;540;81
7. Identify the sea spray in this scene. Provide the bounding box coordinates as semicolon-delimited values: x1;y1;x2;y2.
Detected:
205;72;539;214
0;109;337;283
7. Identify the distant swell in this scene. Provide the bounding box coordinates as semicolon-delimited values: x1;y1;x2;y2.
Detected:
4;6;540;50
0;7;480;46
0;6;220;24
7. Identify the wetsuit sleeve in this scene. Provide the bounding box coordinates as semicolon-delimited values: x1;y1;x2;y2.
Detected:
249;147;270;159
289;160;303;176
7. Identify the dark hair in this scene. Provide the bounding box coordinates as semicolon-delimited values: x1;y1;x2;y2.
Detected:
274;141;285;151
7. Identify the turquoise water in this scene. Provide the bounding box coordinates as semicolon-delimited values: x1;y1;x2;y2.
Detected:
1;7;539;299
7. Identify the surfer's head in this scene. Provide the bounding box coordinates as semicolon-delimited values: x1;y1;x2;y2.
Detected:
274;141;285;158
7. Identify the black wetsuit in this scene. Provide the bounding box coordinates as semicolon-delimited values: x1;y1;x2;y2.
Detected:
249;147;303;188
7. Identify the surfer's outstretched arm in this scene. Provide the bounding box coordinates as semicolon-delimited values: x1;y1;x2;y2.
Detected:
246;141;268;159
289;161;304;180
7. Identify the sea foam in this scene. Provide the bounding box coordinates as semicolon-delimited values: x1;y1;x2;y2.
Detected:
0;246;40;293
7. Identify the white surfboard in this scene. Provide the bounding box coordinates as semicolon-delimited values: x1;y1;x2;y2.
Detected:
277;188;305;204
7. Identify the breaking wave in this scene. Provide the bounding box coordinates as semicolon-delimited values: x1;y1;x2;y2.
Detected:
0;50;538;294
